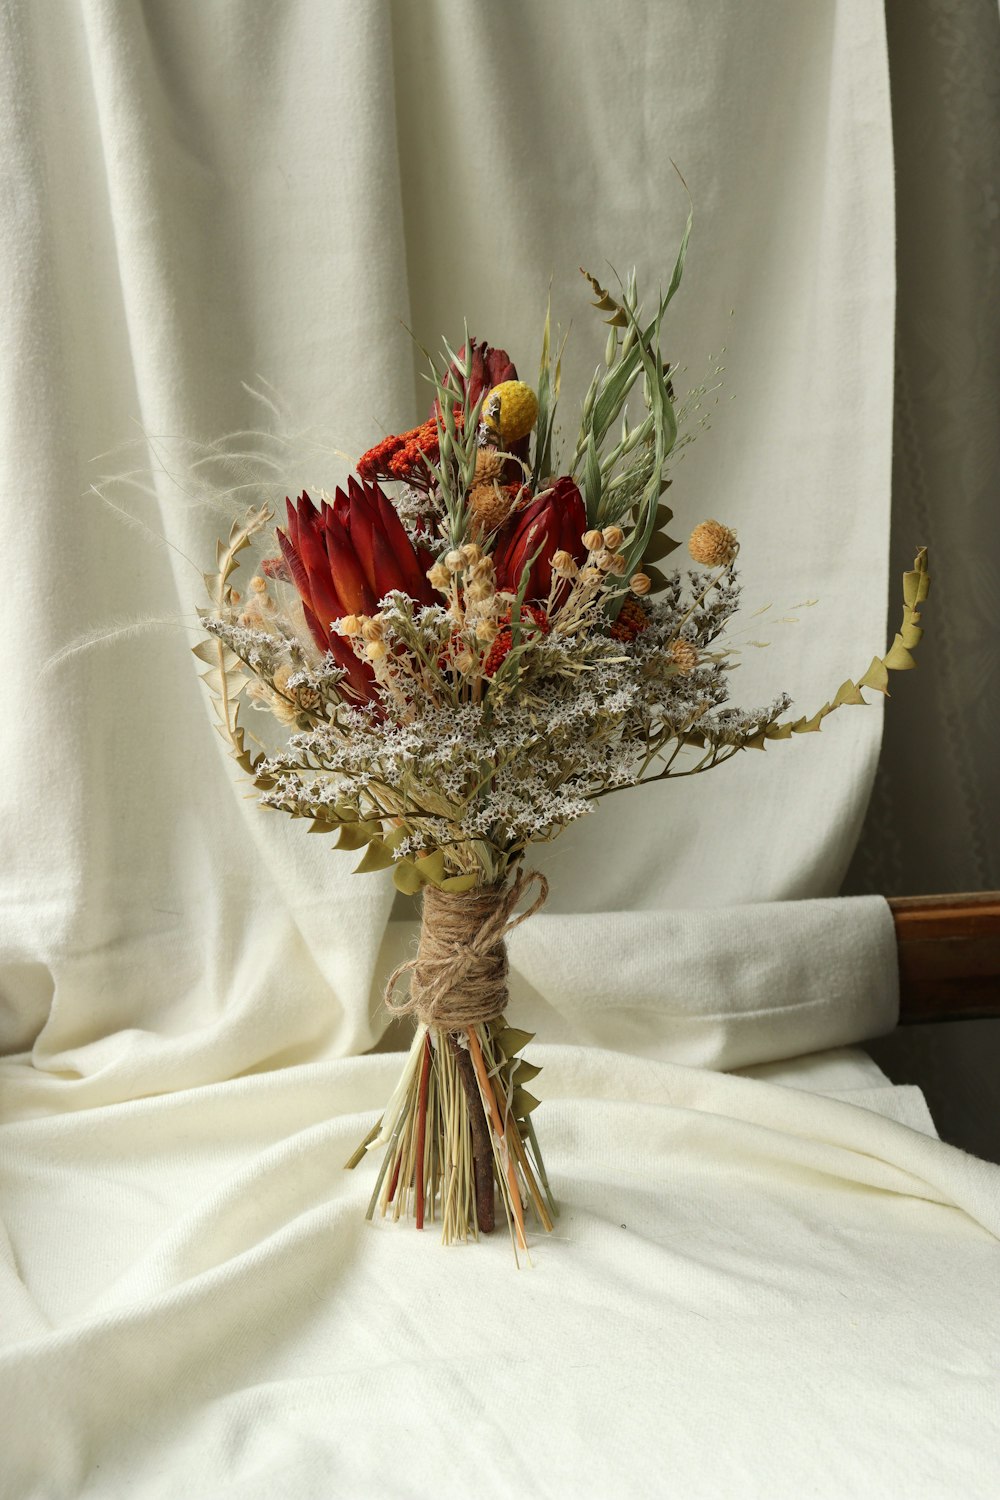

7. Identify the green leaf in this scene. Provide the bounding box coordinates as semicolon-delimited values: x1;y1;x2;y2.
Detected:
191;639;221;666
582;433;603;526
902;549;930;607
415;849;447;886
392;861;423;895
858;656;890;694
643;531;681;564
337;821;377;852
440;872;479;894
883;635;916;671
353;840;395;874
495;1026;534;1058
790;707;828;734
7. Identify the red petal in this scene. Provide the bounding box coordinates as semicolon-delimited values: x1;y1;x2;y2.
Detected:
277;528;311;606
369;481;435;604
343;480;379;596
324;514;377;617
326;630;377;703
301;600;332;656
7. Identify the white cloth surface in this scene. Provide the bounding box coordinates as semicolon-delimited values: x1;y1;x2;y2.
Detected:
4;3;997;1498
3;1044;1000;1500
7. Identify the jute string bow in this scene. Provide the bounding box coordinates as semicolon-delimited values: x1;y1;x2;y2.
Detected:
385;869;549;1029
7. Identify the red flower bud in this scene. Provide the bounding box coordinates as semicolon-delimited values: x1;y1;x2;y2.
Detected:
458;340;518;410
493;477;588;605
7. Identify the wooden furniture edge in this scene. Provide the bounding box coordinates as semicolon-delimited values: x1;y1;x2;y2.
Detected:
888;892;1000;1023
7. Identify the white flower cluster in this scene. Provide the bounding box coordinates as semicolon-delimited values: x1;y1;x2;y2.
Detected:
253;570;789;857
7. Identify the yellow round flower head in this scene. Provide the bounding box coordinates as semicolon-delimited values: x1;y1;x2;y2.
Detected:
483;381;539;445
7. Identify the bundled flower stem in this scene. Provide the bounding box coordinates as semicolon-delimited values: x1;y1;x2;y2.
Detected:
196;212;930;1258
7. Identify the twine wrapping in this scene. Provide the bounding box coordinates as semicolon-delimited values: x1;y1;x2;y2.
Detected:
385;869;548;1030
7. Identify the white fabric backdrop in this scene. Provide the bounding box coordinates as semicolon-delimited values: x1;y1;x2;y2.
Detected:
1;3;998;1497
0;0;897;1077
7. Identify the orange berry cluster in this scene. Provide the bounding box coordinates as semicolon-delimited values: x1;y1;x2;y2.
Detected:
609;598;650;643
483;605;550;677
358;412;465;483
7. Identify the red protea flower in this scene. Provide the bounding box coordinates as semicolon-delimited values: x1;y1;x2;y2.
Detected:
493;477;588;605
277;481;435;701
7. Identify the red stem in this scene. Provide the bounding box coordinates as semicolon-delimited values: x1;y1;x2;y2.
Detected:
387;1147;402;1205
415;1032;432;1229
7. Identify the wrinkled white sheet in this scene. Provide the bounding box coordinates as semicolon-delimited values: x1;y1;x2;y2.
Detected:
3;1044;999;1500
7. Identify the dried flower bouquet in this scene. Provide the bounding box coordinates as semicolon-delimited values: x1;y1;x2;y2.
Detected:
198;216;929;1258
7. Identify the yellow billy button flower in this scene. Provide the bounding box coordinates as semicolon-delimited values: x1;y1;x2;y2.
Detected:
483;381;539;445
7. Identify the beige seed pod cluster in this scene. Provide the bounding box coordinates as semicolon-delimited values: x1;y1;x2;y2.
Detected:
689;520;737;569
668;639;700;675
467;481;514;537
473;448;506;485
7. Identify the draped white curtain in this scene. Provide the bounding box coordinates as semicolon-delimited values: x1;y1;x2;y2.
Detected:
0;0;898;1086
1;4;999;1497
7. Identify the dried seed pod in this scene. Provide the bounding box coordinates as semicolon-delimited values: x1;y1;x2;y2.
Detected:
668;639;699;675
444;549;466;573
360;617;384;643
606;553;628;577
427;562;451;591
602;525;624;551
689;520;737;568
365;640;388;661
473;448;505;485
582;529;605;552
467;481;513;537
339;614;362;636
551;549;579;578
250;575;268;593
461;542;483;566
